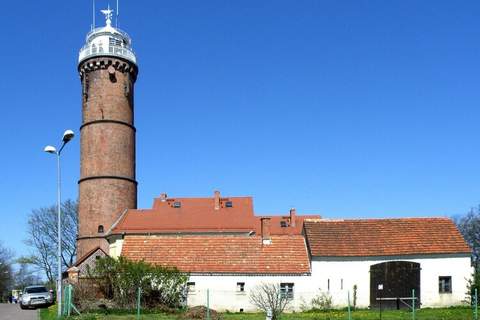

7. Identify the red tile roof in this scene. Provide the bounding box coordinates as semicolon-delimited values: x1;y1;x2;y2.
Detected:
113;196;256;233
111;194;320;235
304;218;471;257
121;235;311;274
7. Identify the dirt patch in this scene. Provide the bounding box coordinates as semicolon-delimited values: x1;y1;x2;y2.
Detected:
181;306;223;320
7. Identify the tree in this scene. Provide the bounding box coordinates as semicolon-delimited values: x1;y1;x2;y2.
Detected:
465;270;480;305
0;241;14;302
87;256;188;310
249;283;291;320
24;199;78;284
14;258;42;290
455;206;480;268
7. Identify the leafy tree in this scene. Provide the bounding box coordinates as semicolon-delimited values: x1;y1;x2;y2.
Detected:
465;270;480;305
88;256;188;309
249;283;291;320
23;199;78;284
0;241;14;302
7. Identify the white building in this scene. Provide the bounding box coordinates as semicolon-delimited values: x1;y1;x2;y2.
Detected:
101;191;472;311
304;218;472;309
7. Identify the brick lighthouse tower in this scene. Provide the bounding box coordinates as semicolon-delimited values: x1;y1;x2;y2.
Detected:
77;8;138;258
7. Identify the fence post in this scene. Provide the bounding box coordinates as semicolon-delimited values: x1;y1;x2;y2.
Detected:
412;289;415;320
62;285;68;316
67;285;72;316
136;287;141;320
206;289;210;320
347;291;352;320
475;288;478;320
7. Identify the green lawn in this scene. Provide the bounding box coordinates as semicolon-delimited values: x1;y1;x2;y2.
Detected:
40;305;476;320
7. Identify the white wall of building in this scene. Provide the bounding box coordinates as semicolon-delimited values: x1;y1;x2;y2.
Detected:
185;274;314;312
110;239;472;311
310;254;472;308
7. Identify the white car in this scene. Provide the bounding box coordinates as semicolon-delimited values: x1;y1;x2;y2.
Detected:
19;285;54;309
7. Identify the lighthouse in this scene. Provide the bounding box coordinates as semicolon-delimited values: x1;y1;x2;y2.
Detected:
77;8;138;258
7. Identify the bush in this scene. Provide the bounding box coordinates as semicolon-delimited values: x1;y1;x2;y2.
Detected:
310;290;333;311
249;283;291;320
87;256;188;310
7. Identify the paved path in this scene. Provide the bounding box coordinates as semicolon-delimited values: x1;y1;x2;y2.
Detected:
0;304;38;320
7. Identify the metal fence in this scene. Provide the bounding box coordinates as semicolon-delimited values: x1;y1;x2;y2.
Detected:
61;284;479;320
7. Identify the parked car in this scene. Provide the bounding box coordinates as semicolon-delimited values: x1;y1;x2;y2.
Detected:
19;285;54;309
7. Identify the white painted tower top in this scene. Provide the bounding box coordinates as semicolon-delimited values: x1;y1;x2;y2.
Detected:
78;6;137;65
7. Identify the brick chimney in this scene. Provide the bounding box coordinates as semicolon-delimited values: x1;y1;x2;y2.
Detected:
160;193;168;202
214;190;221;210
290;208;296;227
261;217;271;245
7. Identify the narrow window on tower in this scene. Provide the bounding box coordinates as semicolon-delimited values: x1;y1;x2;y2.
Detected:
82;74;89;102
98;225;104;234
124;73;131;98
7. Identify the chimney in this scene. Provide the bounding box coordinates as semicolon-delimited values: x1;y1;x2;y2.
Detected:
261;217;271;245
160;193;168;202
289;208;296;227
214;190;221;210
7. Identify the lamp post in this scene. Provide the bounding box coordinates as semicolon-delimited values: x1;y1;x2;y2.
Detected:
44;129;74;318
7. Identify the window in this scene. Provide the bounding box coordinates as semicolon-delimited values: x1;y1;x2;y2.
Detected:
237;282;245;292
109;37;122;47
187;282;195;293
280;283;294;299
225;201;233;208
280;221;288;228
341;278;343;290
327;278;330;291
173;201;181;208
439;276;452;293
98;225;104;233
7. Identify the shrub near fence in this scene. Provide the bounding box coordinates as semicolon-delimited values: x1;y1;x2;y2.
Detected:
81;257;189;311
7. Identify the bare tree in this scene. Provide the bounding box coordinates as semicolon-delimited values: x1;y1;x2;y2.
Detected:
24;199;78;284
249;283;291;320
0;241;14;301
455;206;480;268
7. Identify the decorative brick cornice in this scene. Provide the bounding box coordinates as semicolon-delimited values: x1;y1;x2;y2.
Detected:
78;56;138;81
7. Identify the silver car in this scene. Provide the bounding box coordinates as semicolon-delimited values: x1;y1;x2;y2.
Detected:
19;285;54;309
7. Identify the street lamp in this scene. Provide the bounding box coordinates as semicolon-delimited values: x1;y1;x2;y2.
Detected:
44;129;74;318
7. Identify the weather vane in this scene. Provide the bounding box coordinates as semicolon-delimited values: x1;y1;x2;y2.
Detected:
101;4;114;27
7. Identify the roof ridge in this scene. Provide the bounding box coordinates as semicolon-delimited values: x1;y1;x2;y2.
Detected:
306;216;452;222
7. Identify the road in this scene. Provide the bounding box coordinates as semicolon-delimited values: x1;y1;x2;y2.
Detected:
0;304;38;320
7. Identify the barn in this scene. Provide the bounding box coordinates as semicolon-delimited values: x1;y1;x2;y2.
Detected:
98;191;472;311
304;218;472;309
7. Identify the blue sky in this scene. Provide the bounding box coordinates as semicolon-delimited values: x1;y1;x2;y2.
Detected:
0;1;479;257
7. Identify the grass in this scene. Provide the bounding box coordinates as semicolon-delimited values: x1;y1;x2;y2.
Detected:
40;305;476;320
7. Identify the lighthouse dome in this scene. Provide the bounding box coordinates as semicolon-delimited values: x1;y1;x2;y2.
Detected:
78;7;136;65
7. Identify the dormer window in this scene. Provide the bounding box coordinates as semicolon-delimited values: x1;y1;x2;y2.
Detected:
280;221;288;228
173;202;181;208
225;201;233;208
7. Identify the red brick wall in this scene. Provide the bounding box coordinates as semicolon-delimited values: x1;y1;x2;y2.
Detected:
77;57;138;258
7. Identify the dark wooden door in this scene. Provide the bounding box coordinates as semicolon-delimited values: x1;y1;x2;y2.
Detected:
370;261;420;309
